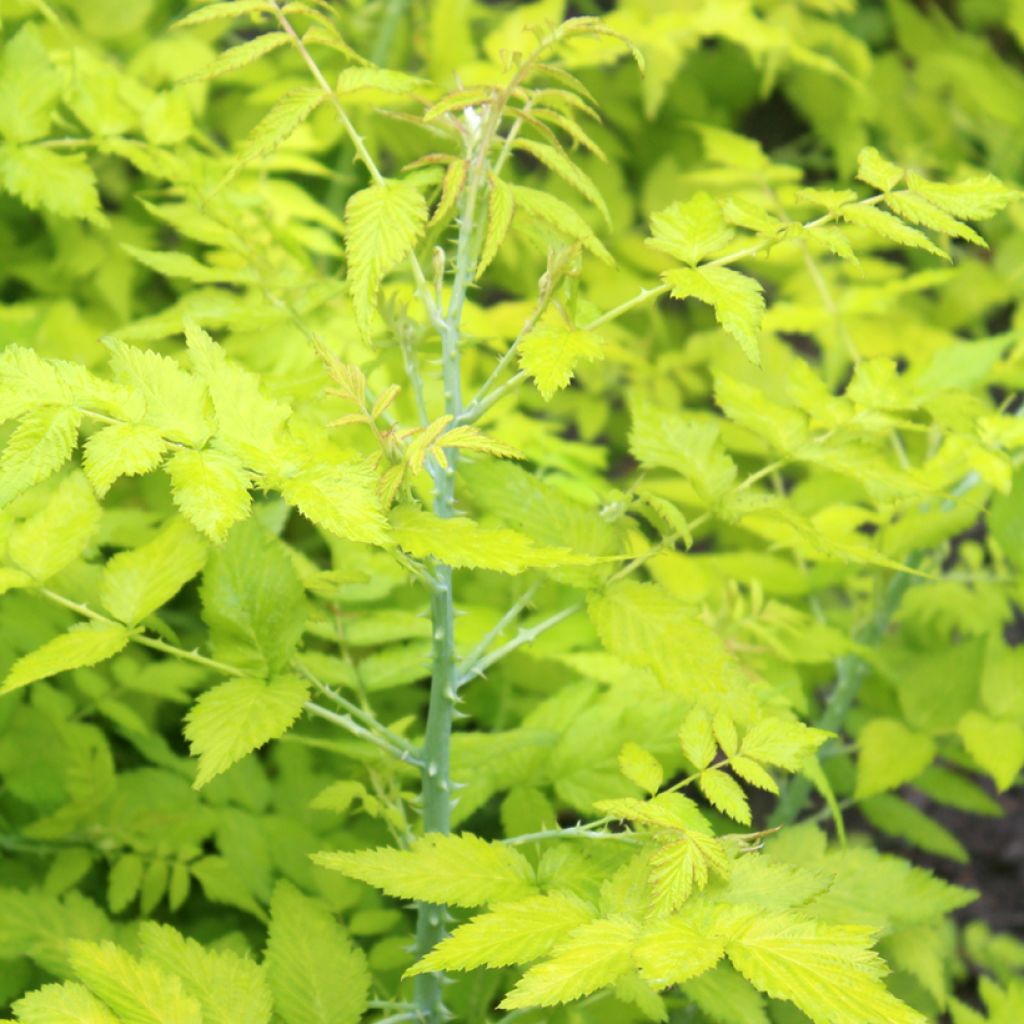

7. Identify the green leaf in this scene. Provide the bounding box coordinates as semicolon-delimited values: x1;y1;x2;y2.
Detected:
105;339;211;448
509;184;613;265
0;25;61;142
476;176;514;279
958;711;1024;792
725;910;927;1024
634;916;725;989
885;191;985;246
184;674;309;788
200;517;305;674
345;179;428;339
498;918;638;1009
648;830;730;913
84;423;168;497
264;882;370;1024
518;325;604;400
0;407;81;508
12;982;119;1024
740;718;831;771
278;460;388;545
166;448;252;543
618;742;663;795
230;87;324;176
123;246;253;285
173;0;270;27
860;794;968;863
664;266;764;364
647;193;734;266
137;922;272;1024
9;472;100;581
699;769;751;825
1;623;131;695
629;403;737;504
854;719;935;800
0;147;103;222
67;940;202;1024
101;518;208;627
840;204;948;260
512;139;610;224
409;893;595;975
680;709;716;771
905;171;1019;220
313;833;536;908
107;853;144;914
390;507;604;574
180;32;289;83
856;147;904;192
429;158;467;228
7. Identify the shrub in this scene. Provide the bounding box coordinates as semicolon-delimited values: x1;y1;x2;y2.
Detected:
1;2;1024;1022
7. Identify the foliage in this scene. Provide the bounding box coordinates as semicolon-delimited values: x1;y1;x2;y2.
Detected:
1;1;1024;1023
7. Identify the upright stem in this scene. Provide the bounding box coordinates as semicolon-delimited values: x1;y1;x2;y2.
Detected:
414;123;489;1024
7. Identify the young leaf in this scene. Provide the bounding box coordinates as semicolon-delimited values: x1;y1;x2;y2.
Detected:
0;407;81;508
679;709;717;771
498;918;638;1009
180;32;289;83
957;711;1024;792
904;171;1019;220
0;147;103;223
476;176;514;279
278;461;389;545
230;87;324;176
618;742;663;795
345;179;428;339
67;940;202;1024
854;719;935;800
1;623;131;695
699;769;751;825
83;424;168;497
101;518;208;627
518;325;604;400
313;833;536;908
634;917;725;989
856;147;904;192
184;674;310;788
647;193;734;266
408;893;595;975
264;882;370;1024
512;139;610;224
166;448;253;543
509;185;613;265
840;204;948;260
664;266;765;364
740;719;831;771
429;158;468;227
648;831;730;913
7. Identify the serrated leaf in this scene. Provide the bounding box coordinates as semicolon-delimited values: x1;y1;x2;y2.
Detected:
665;266;764;364
509;184;613;265
0;407;81;508
107;853;144;914
0;24;61;142
166;448;252;543
648;831;730;913
1;623;130;695
854;718;935;800
345;179;427;339
429;157;467;227
84;423;168;496
699;769;751;824
679;708;716;771
0;146;103;223
408;893;595;975
905;171;1019;220
180;32;289;83
740;718;830;771
730;756;778;794
67;940;202;1024
647;193;734;266
230;87;324;176
596;793;710;834
840;204;948;260
137;922;272;1024
200;517;305;674
856;147;903;192
278;460;388;545
635;917;726;989
336;66;426;97
391;507;604;574
123;245;252;285
885;191;985;246
313;833;536;908
518;324;604;400
174;0;270;27
726;910;927;1024
958;711;1024;792
264;882;369;1024
101;518;208;627
9;472;100;581
185;674;309;788
476;176;514;279
11;981;120;1024
512;139;609;225
619;742;663;795
498;917;638;1009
